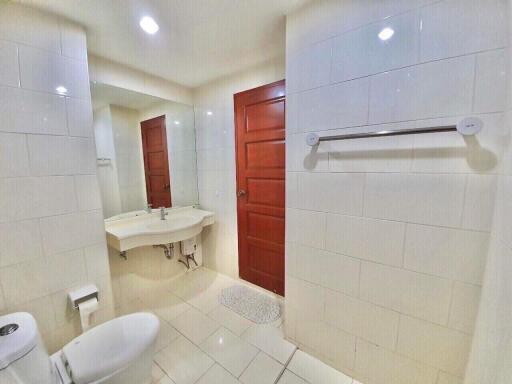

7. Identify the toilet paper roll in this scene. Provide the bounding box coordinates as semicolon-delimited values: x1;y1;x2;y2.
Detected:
78;298;99;332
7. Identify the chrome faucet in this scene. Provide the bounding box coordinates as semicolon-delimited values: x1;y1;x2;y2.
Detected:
145;203;152;213
160;207;168;220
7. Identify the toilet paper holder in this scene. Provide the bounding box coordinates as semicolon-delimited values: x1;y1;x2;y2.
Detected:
68;284;99;310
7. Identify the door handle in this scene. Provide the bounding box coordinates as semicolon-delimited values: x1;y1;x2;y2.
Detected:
237;189;246;197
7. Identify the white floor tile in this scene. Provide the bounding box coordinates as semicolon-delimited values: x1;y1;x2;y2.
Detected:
196;364;241;384
155;319;181;352
152;362;166;383
288;350;353;384
154;336;214;384
171;307;220;344
157;375;176;384
143;291;193;321
243;325;297;364
277;370;310;384
200;327;259;377
240;352;284;384
209;305;254;336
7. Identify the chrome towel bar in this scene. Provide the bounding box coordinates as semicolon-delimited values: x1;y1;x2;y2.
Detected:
305;117;483;146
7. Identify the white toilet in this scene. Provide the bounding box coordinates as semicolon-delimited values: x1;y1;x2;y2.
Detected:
0;312;160;384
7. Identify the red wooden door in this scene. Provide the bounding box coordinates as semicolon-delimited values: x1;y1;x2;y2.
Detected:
141;115;172;208
235;80;286;296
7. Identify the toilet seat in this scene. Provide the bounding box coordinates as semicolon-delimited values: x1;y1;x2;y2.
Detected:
59;313;159;384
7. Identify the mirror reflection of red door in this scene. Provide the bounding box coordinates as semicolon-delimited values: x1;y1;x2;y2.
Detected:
141;115;172;208
235;80;286;296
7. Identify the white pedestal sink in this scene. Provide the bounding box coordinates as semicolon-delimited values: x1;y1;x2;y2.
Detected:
105;206;215;252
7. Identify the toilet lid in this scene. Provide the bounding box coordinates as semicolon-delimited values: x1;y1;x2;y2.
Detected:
61;312;159;384
0;313;37;370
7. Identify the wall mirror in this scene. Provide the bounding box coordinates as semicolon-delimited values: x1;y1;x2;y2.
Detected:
91;82;198;219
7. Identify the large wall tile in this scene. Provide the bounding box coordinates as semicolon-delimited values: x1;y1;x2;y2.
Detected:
293;39;332;92
420;0;507;62
285;276;325;317
325;289;400;349
364;173;466;227
404;224;488;285
74;175;103;211
0;220;42;267
0;257;51;306
396;316;472;376
354;338;438;384
360;262;452;325
0;176;77;223
438;372;464;384
40;210;105;256
84;243;111;280
286;209;326;249
369;56;474;124
461;174;497;231
295;319;357;372
298;78;369;132
473;49;508;114
0;40;19;87
294;244;360;297
325;214;405;267
0;133;30;177
332;10;420;83
0;3;61;53
28;135;96;176
448;282;481;334
46;249;87;293
0;86;67;135
19;46;90;98
297;172;365;215
66;97;94;137
59;21;87;61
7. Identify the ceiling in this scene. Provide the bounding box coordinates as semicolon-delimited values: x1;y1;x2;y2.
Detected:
20;0;309;88
91;82;165;111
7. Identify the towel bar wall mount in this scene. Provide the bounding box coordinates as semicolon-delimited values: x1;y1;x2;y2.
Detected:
305;117;483;146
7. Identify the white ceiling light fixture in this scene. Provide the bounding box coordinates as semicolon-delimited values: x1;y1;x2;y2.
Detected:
378;27;394;41
206;111;213;116
174;120;181;125
139;16;159;34
55;86;68;95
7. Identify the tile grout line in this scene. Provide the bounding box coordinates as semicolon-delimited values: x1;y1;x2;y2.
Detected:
273;346;300;384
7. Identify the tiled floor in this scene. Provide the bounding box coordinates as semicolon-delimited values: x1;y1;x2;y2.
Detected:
116;267;360;384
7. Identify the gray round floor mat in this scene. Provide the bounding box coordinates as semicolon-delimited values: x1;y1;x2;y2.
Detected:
219;285;281;324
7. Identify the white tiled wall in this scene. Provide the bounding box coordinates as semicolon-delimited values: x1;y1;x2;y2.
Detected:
285;1;508;383
464;2;512;384
192;59;285;278
0;3;114;352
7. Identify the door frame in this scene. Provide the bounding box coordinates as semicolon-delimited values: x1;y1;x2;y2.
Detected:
234;79;286;295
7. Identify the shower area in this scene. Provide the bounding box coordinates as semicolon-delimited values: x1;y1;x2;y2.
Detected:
283;1;512;383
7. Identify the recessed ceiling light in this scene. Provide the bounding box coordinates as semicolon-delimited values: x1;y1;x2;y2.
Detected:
55;86;67;95
206;111;213;116
174;120;180;125
378;27;394;41
140;16;159;34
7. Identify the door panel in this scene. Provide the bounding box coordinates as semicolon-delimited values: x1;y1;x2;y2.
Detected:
141;115;172;208
246;140;285;169
235;80;285;296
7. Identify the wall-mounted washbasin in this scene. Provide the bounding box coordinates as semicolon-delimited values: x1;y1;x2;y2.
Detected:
105;206;215;252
